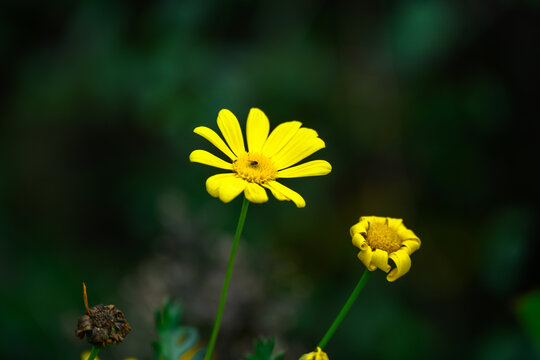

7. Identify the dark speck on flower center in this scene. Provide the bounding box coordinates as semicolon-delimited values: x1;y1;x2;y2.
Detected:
232;153;278;184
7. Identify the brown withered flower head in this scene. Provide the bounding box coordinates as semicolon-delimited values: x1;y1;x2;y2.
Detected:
76;283;131;347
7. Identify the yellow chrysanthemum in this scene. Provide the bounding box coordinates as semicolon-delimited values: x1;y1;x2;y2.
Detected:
189;108;332;207
300;347;329;360
350;216;421;282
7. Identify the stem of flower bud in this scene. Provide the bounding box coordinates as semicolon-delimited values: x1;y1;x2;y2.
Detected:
317;269;371;349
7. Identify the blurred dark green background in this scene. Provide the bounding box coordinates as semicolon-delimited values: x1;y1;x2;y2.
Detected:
1;1;539;359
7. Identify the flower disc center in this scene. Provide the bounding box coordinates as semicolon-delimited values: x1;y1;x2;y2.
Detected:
232;153;278;184
366;223;402;253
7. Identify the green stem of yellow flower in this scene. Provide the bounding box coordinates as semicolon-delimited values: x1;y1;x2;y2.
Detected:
87;346;100;360
204;197;250;360
317;269;372;350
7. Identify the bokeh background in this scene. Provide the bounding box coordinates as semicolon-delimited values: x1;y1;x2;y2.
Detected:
1;0;539;359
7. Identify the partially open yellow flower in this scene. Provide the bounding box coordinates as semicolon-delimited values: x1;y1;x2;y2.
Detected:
350;216;421;282
300;347;329;360
81;351;100;360
190;108;331;207
80;351;138;360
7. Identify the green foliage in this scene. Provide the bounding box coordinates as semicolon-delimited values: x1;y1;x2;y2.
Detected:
153;298;206;360
245;338;284;360
481;208;533;295
516;290;540;355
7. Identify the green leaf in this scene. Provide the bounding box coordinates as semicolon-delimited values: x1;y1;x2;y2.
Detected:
245;337;285;360
153;298;207;360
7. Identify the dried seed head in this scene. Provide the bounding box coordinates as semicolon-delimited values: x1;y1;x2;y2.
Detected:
75;284;131;347
76;304;131;346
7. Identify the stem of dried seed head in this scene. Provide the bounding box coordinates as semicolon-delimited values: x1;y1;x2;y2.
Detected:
83;282;91;314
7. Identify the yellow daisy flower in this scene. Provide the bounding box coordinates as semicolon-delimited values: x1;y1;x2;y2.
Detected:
300;347;329;360
350;216;421;282
189;108;332;207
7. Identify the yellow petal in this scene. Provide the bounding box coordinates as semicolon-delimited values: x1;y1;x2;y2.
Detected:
261;121;302;158
350;218;369;237
263;181;306;208
387;217;403;231
351;233;366;248
218;176;247;203
371;249;391;272
402;239;421;254
194;126;237;161
272;128;326;170
81;351;100;360
357;247;373;269
217;109;246;156
189;150;233;170
264;183;288;201
368;216;386;225
206;173;236;198
244;182;269;203
301;347;329;360
277;160;332;178
246;108;270;154
397;226;419;241
387;248;412;282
